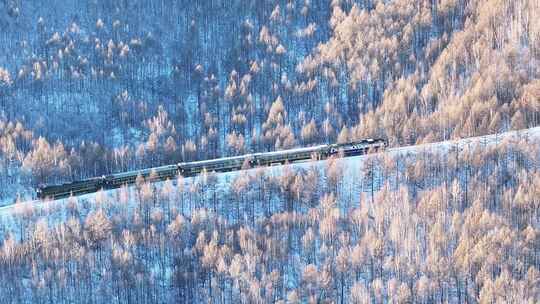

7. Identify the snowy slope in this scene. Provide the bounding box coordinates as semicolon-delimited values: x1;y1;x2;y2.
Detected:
1;126;539;219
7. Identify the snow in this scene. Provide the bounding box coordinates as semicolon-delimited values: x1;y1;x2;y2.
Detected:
1;127;539;220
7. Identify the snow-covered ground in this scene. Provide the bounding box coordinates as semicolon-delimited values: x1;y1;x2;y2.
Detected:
1;126;539;219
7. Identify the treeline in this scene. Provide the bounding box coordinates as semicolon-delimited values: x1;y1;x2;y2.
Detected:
0;134;538;303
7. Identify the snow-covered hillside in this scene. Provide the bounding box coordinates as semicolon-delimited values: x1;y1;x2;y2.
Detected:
2;126;539;215
1;127;539;303
1;0;539;302
1;0;539;212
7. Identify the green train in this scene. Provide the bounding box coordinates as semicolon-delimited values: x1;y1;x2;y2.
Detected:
37;139;387;200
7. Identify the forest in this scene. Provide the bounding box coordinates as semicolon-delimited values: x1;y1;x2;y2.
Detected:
0;0;539;303
0;133;539;303
0;0;538;201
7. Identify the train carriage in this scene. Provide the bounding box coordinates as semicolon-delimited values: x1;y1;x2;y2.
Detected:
37;139;387;200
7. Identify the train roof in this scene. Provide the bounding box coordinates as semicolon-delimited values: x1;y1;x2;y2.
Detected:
109;164;178;178
178;144;328;168
258;144;328;157
179;154;248;168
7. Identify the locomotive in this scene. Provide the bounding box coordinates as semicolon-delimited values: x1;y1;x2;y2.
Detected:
37;138;387;200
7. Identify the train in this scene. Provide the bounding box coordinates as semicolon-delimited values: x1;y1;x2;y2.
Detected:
36;138;387;200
